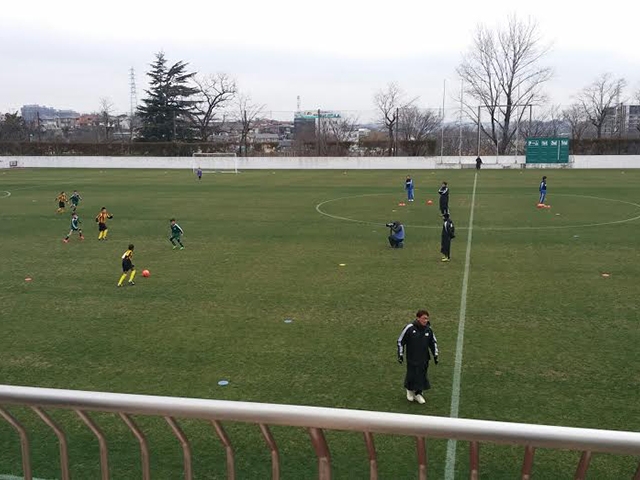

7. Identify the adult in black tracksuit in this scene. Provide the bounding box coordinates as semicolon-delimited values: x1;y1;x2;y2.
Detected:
397;310;439;404
441;213;455;262
438;182;449;215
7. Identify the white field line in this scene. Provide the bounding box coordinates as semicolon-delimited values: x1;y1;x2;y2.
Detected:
444;172;478;480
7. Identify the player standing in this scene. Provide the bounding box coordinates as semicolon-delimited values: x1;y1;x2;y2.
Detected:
405;175;414;202
539;176;548;205
95;207;113;240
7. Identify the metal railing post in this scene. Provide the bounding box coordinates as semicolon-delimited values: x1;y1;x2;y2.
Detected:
32;407;70;480
76;410;109;480
165;416;193;480
469;441;479;480
363;431;378;480
416;436;427;480
259;423;280;480
0;407;32;480
308;427;331;480
521;445;535;480
120;413;151;480
212;420;236;480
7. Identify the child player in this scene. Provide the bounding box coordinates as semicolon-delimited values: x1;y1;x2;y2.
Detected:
63;212;84;242
70;190;82;213
117;244;136;287
169;218;185;250
95;207;114;240
56;191;68;213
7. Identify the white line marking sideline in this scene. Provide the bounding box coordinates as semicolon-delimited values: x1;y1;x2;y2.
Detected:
444;172;478;480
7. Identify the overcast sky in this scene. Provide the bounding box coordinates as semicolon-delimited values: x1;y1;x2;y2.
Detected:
1;0;639;118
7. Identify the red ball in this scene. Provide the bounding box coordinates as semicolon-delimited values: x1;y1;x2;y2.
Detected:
142;269;150;277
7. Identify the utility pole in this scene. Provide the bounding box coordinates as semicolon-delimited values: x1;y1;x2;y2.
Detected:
129;68;137;142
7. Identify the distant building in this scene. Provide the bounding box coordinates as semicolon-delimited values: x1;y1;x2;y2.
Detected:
294;117;316;142
602;104;640;136
21;104;79;123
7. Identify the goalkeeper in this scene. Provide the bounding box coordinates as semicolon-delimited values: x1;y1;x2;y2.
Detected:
169;218;185;250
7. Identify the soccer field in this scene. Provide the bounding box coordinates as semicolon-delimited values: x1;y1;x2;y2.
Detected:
1;168;639;479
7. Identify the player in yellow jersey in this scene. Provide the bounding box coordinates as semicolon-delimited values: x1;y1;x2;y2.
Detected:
95;207;113;240
117;244;136;287
56;191;68;213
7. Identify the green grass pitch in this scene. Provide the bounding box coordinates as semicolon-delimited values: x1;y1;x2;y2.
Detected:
0;168;639;479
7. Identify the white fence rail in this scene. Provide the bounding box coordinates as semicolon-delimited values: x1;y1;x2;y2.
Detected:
2;155;640;170
0;385;639;479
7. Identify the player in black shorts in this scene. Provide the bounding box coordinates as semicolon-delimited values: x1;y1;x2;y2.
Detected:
117;244;136;287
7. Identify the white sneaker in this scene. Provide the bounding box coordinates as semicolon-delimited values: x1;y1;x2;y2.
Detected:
406;389;415;402
415;394;426;404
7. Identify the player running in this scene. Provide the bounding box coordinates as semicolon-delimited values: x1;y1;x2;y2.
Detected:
56;191;68;213
69;190;82;212
169;218;185;250
117;244;136;287
63;213;84;242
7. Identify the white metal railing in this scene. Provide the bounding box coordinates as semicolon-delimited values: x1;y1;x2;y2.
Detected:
0;385;639;480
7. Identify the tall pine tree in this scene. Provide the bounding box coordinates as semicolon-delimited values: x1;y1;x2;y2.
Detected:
137;52;198;141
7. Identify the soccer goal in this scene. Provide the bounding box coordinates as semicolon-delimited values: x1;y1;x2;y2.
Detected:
192;152;240;174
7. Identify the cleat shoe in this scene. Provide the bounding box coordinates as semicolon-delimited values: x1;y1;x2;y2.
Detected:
172;245;177;250
179;246;184;250
406;389;415;402
79;236;84;240
128;281;135;286
441;257;450;262
63;239;69;243
415;394;426;404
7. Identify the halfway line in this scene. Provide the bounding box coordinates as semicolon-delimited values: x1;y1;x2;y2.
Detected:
444;172;478;480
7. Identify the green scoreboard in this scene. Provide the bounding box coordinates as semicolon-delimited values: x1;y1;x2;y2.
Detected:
525;137;570;163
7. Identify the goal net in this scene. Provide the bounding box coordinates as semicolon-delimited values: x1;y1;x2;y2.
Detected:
192;152;239;174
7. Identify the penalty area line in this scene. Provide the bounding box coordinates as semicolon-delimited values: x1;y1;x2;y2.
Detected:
444;171;478;480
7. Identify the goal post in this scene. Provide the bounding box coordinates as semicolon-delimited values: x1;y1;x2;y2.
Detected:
192;152;239;174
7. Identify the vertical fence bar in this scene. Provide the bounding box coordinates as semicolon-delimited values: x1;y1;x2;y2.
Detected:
363;432;378;480
308;427;331;480
574;451;592;480
75;410;109;480
469;441;479;480
211;420;236;480
258;424;280;480
416;436;427;480
0;406;32;480
521;445;535;480
165;417;192;480
32;407;70;480
119;413;151;480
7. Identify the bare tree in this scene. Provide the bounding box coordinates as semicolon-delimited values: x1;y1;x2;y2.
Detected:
562;103;592;141
191;74;237;141
236;94;264;156
577;73;626;138
99;97;114;142
397;106;441;155
374;82;415;156
317;115;360;155
457;16;553;154
519;105;562;139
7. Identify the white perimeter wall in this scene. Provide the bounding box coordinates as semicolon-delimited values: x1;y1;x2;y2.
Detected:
1;155;640;169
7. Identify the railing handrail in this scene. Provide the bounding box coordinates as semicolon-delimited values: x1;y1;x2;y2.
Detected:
1;385;639;455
